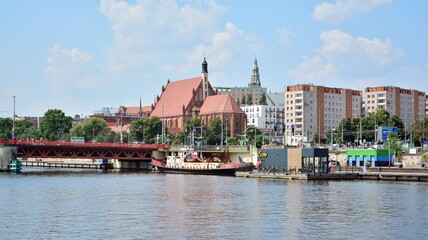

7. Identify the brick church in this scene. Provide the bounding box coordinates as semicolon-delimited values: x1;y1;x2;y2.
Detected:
149;58;246;137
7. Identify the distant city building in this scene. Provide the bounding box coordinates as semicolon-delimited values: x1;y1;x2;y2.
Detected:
365;86;426;128
91;99;149;132
242;92;285;139
426;95;428;116
93;107;118;116
216;58;267;105
284;84;362;144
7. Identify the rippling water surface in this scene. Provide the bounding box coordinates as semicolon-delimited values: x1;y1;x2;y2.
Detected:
1;168;428;239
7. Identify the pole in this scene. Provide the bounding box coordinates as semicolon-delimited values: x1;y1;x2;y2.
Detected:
318;104;324;145
404;110;407;146
359;118;362;146
162;106;165;143
220;113;224;147
341;122;343;146
120;108;123;143
374;117;377;144
388;137;391;167
12;96;16;141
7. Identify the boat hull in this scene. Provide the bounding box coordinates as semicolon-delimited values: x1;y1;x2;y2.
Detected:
152;160;253;176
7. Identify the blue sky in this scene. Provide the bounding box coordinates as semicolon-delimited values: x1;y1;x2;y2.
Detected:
1;0;427;118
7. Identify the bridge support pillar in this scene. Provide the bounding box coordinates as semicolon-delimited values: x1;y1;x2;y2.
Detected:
0;145;18;172
111;159;152;170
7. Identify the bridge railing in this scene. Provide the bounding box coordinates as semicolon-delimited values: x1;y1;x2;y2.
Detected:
2;139;170;149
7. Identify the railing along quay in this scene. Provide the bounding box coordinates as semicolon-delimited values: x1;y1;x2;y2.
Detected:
22;161;105;169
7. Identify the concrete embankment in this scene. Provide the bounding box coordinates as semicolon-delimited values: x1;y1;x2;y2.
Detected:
237;168;428;182
236;171;308;180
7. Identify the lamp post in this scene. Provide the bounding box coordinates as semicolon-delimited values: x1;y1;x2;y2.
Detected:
141;125;145;143
318;104;323;145
92;127;95;142
418;113;425;141
12;96;16;141
388;135;391;167
374;117;377;144
331;128;335;146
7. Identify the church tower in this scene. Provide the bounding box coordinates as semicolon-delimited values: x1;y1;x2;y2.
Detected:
202;57;209;100
249;57;261;87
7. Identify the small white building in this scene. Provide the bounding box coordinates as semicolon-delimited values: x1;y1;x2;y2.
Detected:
242;92;285;143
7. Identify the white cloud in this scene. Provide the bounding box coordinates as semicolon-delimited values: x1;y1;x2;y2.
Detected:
277;27;295;46
288;29;403;86
44;44;102;92
312;0;391;24
98;0;253;76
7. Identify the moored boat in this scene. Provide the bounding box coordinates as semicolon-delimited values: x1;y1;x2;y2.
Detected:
152;147;253;176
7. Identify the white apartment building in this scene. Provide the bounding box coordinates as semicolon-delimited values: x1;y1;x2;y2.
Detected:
365;86;426;128
284;84;362;144
242;92;285;139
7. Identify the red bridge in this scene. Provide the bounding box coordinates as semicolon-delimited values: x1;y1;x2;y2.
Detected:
2;139;169;161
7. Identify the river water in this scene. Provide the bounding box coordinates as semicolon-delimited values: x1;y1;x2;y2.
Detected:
1;168;428;239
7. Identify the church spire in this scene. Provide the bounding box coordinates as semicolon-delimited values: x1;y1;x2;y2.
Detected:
139;94;142;117
202;57;208;73
249;57;261;87
202;57;209;99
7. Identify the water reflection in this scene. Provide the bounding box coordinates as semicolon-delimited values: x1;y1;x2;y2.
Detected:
1;170;428;239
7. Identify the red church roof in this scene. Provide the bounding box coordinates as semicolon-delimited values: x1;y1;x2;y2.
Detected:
150;77;202;118
199;94;244;115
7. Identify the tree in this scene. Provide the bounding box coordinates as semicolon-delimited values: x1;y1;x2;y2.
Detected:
145;117;162;143
70;117;111;142
97;128;116;142
40;109;73;140
255;134;270;149
130;119;147;143
259;92;267;105
241;95;247;105
246;94;253;105
384;134;404;162
0;118;12;139
314;132;320;144
205;117;222;145
226;137;239;145
412;117;428;146
15;119;39;140
242;125;260;146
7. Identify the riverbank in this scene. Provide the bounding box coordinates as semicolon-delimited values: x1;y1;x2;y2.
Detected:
236;167;428;182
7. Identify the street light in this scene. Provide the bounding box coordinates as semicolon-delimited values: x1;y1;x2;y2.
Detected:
318;104;324;145
92;127;95;141
374;116;377;144
417;112;425;143
331;128;335;146
12;96;16;141
388;135;391;167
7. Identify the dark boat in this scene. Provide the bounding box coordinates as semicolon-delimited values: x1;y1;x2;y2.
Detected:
152;147;254;176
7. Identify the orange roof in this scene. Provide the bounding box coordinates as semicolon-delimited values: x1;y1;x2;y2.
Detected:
116;105;151;116
109;124;131;133
150;77;202;117
124;107;141;115
142;105;151;112
199;94;244;115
